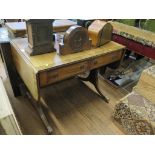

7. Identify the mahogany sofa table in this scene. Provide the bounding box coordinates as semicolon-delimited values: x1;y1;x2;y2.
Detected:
10;38;125;134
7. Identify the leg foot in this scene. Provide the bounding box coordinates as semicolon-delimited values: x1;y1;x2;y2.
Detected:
26;92;53;134
36;104;53;134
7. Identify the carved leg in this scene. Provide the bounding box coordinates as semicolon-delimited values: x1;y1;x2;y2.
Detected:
79;69;110;103
35;102;53;134
25;91;53;134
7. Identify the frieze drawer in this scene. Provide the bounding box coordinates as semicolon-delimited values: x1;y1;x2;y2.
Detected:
91;50;123;69
39;61;88;87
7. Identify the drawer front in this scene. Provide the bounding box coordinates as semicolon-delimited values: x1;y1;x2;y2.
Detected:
39;69;59;87
91;50;122;69
39;61;88;87
58;61;88;80
39;50;123;87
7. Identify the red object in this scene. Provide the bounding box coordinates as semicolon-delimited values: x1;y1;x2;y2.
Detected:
112;34;155;60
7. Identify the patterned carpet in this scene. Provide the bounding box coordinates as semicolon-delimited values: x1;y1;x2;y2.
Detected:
113;91;155;135
113;65;155;135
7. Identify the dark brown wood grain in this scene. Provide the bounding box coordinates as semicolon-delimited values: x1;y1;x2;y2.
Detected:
56;25;91;55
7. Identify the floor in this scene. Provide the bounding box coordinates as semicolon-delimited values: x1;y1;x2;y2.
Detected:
0;56;129;135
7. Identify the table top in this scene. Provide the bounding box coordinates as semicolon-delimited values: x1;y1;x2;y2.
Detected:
0;28;10;43
11;38;125;73
5;19;77;34
110;21;155;48
5;22;25;33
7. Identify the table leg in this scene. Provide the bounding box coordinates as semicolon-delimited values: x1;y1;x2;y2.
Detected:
25;91;53;134
79;69;110;103
35;102;53;134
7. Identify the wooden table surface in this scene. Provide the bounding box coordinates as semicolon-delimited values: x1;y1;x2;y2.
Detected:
5;19;77;35
11;38;125;72
110;21;155;48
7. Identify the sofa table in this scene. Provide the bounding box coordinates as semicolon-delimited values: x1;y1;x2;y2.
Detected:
10;38;125;134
